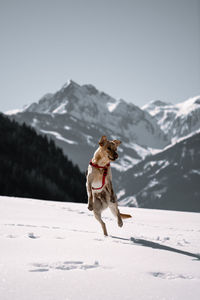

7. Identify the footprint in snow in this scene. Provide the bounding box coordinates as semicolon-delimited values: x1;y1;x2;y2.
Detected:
6;234;17;238
28;233;39;239
29;261;99;272
30;268;49;272
150;272;197;280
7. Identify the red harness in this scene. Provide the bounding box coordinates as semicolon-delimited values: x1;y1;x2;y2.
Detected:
89;160;110;190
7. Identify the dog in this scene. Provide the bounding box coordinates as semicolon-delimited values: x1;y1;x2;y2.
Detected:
86;135;131;236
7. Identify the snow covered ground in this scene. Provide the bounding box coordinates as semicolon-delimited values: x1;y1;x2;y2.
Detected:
0;196;200;300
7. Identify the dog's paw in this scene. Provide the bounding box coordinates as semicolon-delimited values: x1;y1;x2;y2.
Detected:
118;219;123;227
88;204;93;211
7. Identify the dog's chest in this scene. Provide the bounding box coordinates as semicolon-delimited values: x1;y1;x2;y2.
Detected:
89;166;111;190
91;170;106;189
95;185;112;203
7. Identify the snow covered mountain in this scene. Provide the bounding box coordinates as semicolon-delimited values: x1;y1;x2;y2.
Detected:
22;80;167;148
142;96;200;142
118;131;200;212
7;80;168;183
4;80;200;211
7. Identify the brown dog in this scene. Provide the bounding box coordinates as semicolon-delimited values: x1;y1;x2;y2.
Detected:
86;136;131;236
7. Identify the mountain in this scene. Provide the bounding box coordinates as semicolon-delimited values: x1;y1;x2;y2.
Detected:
4;80;200;211
118;131;200;212
0;113;87;202
142;96;200;142
6;80;168;189
23;80;168;148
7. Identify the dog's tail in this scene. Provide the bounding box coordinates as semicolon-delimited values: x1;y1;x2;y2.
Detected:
120;213;132;219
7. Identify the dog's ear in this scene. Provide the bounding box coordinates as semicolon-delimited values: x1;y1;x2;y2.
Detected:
112;139;121;147
99;136;107;146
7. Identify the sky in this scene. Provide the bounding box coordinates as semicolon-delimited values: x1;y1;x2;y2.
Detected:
0;0;199;112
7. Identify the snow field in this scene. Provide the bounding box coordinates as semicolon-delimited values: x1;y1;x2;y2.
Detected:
0;196;200;300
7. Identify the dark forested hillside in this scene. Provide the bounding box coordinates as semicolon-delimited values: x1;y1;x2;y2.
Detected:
0;114;87;203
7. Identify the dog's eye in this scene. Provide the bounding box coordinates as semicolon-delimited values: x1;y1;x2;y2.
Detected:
107;147;111;151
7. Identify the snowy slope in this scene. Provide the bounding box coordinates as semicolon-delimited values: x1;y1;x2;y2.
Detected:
118;131;200;211
0;196;200;300
142;96;200;142
9;111;148;174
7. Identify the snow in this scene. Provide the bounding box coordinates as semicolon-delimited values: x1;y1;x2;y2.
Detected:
142;128;200;160
142;95;200;142
119;196;139;207
4;109;23;115
153;160;170;175
0;196;200;300
123;142;151;159
175;96;200;117
40;129;78;145
170;128;200;145
111;155;140;172
4;104;33;115
83;134;95;147
106;101;119;112
116;189;126;199
52;101;68;114
61;79;73;90
142;102;178;135
21;79;167;149
144;161;157;169
148;178;159;188
64;125;71;130
190;170;200;175
134;160;170;179
31;118;39;127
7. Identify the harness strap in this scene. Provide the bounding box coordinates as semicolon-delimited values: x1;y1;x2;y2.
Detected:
89;160;110;190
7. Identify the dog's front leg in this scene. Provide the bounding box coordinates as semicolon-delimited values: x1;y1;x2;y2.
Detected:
87;185;93;211
109;180;117;203
86;174;93;211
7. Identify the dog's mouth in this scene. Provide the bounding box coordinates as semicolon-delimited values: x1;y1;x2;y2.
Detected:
109;156;116;161
108;154;118;161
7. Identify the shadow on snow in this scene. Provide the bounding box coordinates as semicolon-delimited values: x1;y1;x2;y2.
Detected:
111;236;200;260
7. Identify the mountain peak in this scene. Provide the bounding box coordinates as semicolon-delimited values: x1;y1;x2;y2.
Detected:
175;95;200;117
61;79;80;90
141;100;173;112
82;84;99;95
142;95;200;141
151;100;170;106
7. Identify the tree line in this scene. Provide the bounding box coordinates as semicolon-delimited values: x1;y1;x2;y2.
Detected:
0;113;87;203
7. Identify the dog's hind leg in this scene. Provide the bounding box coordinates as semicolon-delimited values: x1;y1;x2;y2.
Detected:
109;202;123;228
93;198;108;236
94;211;108;236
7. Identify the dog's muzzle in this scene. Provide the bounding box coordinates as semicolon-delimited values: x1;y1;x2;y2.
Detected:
114;152;118;159
109;152;118;161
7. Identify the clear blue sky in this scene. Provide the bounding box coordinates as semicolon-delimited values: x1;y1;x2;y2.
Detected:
0;0;199;112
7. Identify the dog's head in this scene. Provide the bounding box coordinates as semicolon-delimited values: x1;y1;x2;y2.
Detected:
98;136;121;162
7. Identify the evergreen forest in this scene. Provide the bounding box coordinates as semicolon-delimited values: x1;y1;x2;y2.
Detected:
0;114;87;203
